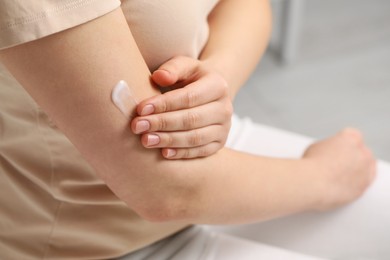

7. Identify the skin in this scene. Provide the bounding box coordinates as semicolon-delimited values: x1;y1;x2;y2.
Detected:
134;0;272;158
133;56;233;159
0;3;376;225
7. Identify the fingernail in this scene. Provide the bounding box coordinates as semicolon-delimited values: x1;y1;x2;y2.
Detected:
165;149;177;158
141;104;154;116
135;120;150;133
146;134;160;146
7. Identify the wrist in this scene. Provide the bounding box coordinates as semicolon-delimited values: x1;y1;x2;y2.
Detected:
300;158;329;212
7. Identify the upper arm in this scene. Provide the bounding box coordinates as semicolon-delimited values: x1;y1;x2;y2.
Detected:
0;8;178;218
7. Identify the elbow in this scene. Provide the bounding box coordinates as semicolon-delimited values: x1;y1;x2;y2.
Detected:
100;159;201;222
125;169;200;222
134;195;194;223
136;165;203;222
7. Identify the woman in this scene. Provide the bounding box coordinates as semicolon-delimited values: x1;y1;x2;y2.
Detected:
0;0;377;259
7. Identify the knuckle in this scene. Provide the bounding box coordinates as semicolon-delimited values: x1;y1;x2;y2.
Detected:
341;127;363;141
181;149;191;158
214;75;229;94
219;131;228;145
220;79;229;93
188;130;202;146
182;111;199;129
157;116;168;131
224;101;234;117
197;146;212;157
165;134;175;147
159;98;169;113
183;91;198;107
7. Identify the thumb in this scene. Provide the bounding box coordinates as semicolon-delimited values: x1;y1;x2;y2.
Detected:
151;56;198;87
151;69;178;87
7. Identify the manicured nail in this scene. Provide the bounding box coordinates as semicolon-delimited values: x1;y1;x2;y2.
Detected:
135;120;150;133
141;104;155;116
165;149;177;158
146;134;160;146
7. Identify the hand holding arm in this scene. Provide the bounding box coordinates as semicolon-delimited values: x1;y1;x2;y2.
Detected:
132;56;233;159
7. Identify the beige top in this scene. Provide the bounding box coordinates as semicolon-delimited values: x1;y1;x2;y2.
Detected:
0;0;218;259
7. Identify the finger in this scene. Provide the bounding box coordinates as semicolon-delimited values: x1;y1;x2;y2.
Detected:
340;127;364;143
162;142;223;159
151;69;179;87
132;102;230;133
151;56;199;87
140;125;227;148
137;75;229;116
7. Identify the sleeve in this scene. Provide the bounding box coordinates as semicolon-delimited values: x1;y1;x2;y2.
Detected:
0;0;121;50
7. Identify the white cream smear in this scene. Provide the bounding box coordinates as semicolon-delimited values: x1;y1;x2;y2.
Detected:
111;80;138;119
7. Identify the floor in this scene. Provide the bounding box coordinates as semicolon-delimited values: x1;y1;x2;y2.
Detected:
233;0;390;161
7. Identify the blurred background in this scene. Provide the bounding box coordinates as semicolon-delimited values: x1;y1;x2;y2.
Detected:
234;0;390;161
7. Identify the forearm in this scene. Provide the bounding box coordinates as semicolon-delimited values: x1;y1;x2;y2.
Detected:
0;8;319;225
200;0;272;99
165;149;321;224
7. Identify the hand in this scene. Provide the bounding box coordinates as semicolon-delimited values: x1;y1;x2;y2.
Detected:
131;56;233;159
303;128;377;211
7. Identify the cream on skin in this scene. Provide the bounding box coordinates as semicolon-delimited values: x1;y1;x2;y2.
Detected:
111;80;138;119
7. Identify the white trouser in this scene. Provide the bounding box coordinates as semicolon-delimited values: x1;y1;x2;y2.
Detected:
118;225;326;260
119;115;390;260
212;116;390;260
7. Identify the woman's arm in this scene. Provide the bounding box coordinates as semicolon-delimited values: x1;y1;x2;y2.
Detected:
0;8;374;224
200;0;272;98
131;0;271;157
